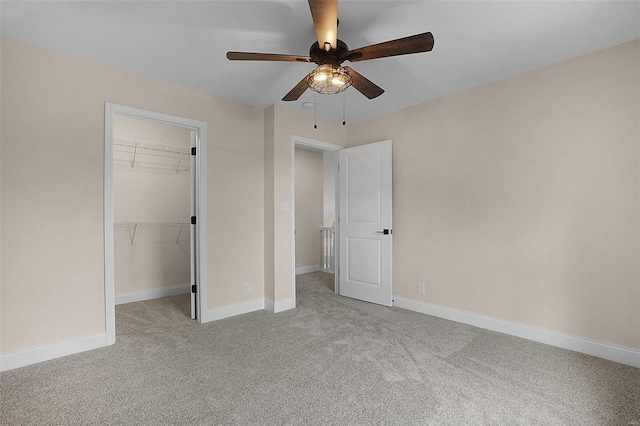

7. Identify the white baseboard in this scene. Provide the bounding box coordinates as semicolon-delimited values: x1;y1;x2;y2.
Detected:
115;284;190;305
201;298;265;323
296;265;320;275
393;296;640;369
264;298;296;314
0;333;109;372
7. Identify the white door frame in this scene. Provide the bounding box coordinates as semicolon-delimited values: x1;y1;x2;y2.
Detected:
291;136;344;303
104;102;208;345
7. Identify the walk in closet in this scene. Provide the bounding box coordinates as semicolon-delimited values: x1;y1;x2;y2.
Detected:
113;116;192;305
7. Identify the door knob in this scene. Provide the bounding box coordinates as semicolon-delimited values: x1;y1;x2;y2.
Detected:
375;229;392;235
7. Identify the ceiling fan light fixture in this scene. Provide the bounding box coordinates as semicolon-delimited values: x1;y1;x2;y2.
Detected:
331;77;345;86
313;72;328;82
308;64;352;95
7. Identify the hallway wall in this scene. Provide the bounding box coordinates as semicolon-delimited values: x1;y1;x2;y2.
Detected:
294;148;324;270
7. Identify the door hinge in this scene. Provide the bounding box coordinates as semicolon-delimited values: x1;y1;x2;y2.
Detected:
191;284;197;294
191;216;196;225
191;147;196;156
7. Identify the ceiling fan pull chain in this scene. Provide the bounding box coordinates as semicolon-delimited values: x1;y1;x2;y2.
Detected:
314;94;318;129
343;92;346;126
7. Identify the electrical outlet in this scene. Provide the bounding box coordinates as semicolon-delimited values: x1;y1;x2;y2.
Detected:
417;282;425;295
244;282;251;294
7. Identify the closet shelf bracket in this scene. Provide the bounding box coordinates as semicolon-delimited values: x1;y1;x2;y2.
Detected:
176;223;185;243
176;152;184;174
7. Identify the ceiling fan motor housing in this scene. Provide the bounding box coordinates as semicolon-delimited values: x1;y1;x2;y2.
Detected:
310;39;350;66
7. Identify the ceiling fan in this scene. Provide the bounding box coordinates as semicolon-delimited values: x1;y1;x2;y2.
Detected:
226;0;434;101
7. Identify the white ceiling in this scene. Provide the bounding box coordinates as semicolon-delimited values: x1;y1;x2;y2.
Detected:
1;1;638;124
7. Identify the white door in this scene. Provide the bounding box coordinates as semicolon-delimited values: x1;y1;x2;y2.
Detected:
338;140;393;306
189;131;197;320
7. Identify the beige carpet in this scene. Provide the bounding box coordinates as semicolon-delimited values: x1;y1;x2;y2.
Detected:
2;272;639;425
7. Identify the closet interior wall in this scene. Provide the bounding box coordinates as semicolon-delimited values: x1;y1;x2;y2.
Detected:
113;116;191;299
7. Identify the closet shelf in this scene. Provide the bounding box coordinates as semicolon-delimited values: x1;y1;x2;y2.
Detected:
113;137;190;172
115;221;189;245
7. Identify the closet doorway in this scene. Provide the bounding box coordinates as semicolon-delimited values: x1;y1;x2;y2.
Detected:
291;136;343;304
104;103;207;345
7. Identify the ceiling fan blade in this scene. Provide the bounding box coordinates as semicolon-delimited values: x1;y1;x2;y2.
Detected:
227;52;311;62
308;0;338;51
344;67;384;99
343;32;434;62
282;73;311;101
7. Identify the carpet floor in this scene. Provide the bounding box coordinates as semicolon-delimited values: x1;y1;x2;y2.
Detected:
2;272;639;425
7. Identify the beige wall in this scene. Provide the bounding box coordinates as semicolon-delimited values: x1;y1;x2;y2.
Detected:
263;106;276;301
322;151;337;228
0;36;3;350
113;117;191;294
0;36;264;354
294;148;324;268
347;39;640;350
264;104;346;302
2;33;637;359
114;116;192;147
